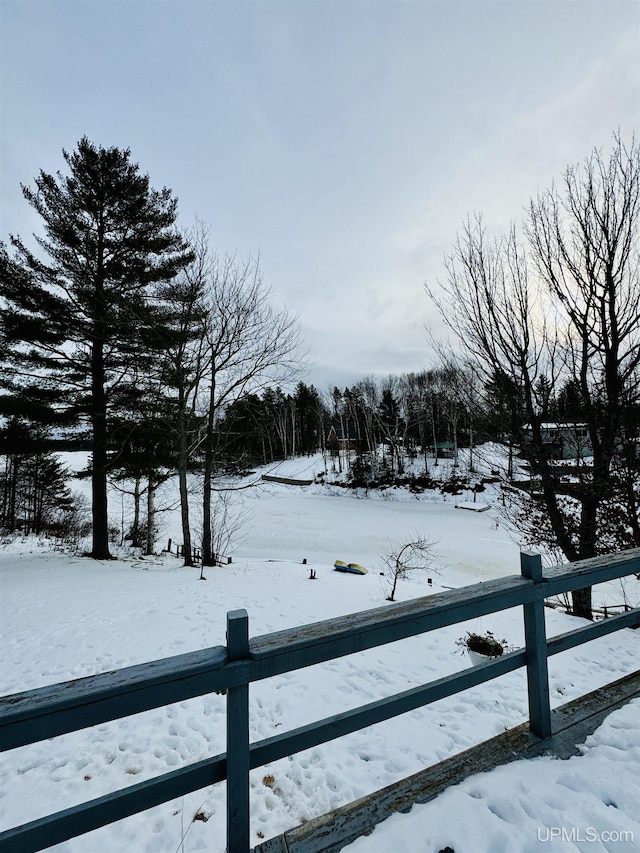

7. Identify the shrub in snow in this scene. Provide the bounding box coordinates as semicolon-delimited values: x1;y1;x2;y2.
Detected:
456;630;508;658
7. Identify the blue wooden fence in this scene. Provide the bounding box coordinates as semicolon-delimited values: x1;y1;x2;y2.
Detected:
1;548;639;852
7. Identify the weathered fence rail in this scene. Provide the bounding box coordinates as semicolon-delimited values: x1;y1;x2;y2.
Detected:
1;548;639;852
165;538;232;565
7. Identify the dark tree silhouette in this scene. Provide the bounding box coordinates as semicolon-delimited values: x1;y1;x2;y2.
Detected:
0;138;192;559
427;135;640;619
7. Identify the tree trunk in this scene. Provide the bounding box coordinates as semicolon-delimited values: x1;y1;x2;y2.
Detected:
8;456;18;531
178;400;194;567
451;418;459;467
34;456;46;536
431;404;438;467
178;469;193;566
202;373;216;566
290;401;296;459
337;410;345;474
91;337;112;559
202;464;213;565
131;477;142;548
32;453;40;535
623;448;640;545
145;472;155;556
421;416;429;475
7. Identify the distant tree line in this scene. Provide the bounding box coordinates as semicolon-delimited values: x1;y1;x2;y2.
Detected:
0;420;80;538
219;366;604;481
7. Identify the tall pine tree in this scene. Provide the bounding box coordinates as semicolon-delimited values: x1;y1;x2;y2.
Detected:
0;138;192;558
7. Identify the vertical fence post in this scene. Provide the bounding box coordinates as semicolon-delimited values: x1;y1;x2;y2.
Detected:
521;551;552;739
226;609;250;853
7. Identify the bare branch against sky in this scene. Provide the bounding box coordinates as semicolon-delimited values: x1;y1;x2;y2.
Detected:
1;0;638;388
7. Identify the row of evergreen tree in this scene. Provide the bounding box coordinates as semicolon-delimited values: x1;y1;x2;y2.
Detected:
220;368;599;475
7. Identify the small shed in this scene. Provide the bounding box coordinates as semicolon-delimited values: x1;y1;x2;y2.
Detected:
432;441;456;460
326;423;357;456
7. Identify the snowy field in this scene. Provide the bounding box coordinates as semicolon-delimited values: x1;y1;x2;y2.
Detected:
1;454;639;852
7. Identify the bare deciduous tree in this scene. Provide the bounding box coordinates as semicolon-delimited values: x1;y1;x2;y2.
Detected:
199;489;252;580
382;535;439;601
427;134;640;619
200;253;303;566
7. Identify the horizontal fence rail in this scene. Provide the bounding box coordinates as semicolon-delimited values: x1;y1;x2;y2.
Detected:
1;548;639;852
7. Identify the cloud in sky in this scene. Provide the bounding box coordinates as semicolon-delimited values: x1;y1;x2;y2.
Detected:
1;0;638;391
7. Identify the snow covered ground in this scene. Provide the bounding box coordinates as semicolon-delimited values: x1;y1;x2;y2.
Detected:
1;453;639;852
345;698;640;853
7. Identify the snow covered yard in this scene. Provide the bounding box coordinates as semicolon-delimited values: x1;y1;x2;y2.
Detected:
1;463;639;852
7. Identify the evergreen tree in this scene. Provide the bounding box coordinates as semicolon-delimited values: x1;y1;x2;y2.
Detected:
0;138;192;559
0;418;77;536
377;386;404;474
556;379;586;422
293;383;322;456
220;393;272;464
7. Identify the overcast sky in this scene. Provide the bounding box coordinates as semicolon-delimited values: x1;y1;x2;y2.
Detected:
1;0;638;390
